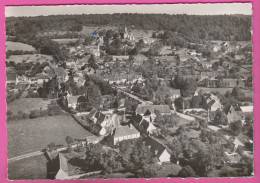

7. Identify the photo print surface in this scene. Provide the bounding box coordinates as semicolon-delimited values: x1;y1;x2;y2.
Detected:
5;3;253;180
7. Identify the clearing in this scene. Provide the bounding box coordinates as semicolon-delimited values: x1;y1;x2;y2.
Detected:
7;98;52;115
7;115;93;158
6;41;35;52
8;154;48;180
6;54;53;64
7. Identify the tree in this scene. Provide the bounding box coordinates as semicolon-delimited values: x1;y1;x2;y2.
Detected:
65;136;74;145
214;109;228;125
190;95;202;108
174;97;190;111
200;129;217;144
230;120;243;135
232;86;245;100
171;74;184;89
177;165;196;177
88;54;99;70
138;164;161;178
85;143;106;171
168;139;183;162
47;142;56;152
181;78;197;97
83;82;102;110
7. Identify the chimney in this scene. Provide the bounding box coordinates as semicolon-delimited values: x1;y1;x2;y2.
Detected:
129;123;133;129
155;150;158;155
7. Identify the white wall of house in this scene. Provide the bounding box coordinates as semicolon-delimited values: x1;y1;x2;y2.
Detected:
159;150;171;163
55;169;69;180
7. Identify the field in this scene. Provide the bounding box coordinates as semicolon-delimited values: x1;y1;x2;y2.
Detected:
81;25;118;35
7;98;52;115
7;115;93;158
6;41;35;51
52;38;79;45
8;154;48;180
6;54;53;63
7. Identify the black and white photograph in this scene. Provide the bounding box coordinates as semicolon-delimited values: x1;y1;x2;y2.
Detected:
5;3;253;180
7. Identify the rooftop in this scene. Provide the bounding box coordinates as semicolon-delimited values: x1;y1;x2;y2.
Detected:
113;124;140;138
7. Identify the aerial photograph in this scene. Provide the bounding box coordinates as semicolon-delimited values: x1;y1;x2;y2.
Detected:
5;3;253;179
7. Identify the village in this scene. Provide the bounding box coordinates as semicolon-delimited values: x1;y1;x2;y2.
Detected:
6;15;253;179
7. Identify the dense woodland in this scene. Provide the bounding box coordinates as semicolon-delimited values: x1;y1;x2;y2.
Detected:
6;14;251;42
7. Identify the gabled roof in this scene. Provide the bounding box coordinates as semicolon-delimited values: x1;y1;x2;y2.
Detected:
57;153;68;173
240;106;253;113
136;105;155;114
96;113;106;125
76;78;85;87
144;109;152;116
144;136;167;159
54;67;67;77
136;105;171;114
140;120;156;132
154;105;171;114
67;95;81;105
37;74;50;80
132;114;143;124
45;68;56;78
113;124;140;138
224;104;235;115
86;108;98;119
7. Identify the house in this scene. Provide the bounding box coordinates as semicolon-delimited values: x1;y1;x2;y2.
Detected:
223;79;245;88
179;55;188;62
187;50;197;56
65;60;76;68
135;105;171;116
85;45;100;57
86;108;112;135
239;106;253;113
111;124;140;145
53;153;69;180
75;78;86;88
224;104;240;123
235;54;246;60
143;136;171;163
133;54;148;65
168;89;181;99
37;74;50;84
112;55;129;62
67;95;81;110
143;37;157;44
54;67;69;83
132;114;157;135
202;93;223;111
159;46;172;56
118;26;135;40
86;135;104;144
6;67;18;85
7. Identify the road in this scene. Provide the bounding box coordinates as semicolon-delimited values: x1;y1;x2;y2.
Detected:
8;151;43;163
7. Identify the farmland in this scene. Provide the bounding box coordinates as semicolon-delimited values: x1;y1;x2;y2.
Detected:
52;38;79;45
7;115;93;158
6;41;35;51
7;98;52;115
6;54;53;64
8;154;48;180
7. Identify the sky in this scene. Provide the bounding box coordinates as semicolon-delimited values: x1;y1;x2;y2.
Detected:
5;3;252;17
